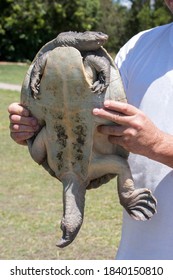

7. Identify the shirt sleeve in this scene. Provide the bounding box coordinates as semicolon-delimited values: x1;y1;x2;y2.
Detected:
115;45;129;93
114;30;147;93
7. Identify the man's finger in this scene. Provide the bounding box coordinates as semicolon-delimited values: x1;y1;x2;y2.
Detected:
10;131;34;145
103;100;138;116
8;102;30;117
98;124;126;136
10;123;39;133
9;114;38;126
93;107;131;125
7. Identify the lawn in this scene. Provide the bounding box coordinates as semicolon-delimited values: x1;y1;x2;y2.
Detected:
0;64;122;260
0;63;29;85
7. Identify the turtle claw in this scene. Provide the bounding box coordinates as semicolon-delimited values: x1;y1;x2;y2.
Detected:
30;51;49;99
91;80;108;94
56;218;81;248
120;188;157;221
31;83;40;99
56;238;71;248
56;233;77;248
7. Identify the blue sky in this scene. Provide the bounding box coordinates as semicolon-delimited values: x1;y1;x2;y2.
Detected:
113;0;132;8
120;0;132;8
119;0;156;9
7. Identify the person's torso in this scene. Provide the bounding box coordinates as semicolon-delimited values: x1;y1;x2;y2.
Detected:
115;23;173;259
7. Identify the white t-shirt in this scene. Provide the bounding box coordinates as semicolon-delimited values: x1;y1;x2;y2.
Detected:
115;23;173;260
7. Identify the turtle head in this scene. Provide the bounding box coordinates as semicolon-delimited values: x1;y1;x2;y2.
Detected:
56;31;108;51
79;31;108;50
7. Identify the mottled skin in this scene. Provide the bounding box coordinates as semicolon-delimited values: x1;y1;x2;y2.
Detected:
21;32;157;248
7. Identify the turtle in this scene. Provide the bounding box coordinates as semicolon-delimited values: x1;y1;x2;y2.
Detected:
21;31;157;248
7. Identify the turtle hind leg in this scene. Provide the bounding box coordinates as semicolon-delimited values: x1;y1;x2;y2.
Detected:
56;173;86;248
118;178;157;221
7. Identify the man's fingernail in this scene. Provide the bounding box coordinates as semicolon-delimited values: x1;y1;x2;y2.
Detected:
93;108;100;115
104;100;110;107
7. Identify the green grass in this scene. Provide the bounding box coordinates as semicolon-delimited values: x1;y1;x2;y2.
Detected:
0;64;29;85
0;71;122;259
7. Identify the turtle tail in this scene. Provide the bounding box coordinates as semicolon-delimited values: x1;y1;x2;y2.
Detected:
56;173;86;248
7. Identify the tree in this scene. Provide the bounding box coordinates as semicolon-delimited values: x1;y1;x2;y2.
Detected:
0;0;100;61
0;0;48;61
126;0;172;39
0;0;172;61
96;0;129;53
45;0;100;34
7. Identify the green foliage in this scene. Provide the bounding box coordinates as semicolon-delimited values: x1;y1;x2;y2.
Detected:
137;0;172;30
127;0;172;38
0;0;48;61
0;0;172;61
44;0;100;36
0;0;100;61
96;0;129;53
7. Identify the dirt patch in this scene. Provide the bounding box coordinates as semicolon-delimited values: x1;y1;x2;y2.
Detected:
0;82;21;92
0;61;27;66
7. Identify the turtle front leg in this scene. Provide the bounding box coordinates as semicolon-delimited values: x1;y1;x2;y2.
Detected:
83;53;110;94
89;155;157;221
30;51;50;99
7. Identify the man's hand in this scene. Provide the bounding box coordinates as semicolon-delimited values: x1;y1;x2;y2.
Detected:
93;100;164;158
8;102;39;145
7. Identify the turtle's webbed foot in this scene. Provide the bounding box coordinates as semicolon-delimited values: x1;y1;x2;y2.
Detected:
120;188;157;221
